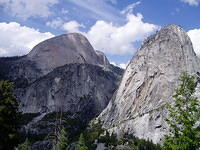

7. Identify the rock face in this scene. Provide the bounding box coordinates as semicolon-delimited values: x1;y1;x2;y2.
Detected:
16;63;119;117
0;33;110;85
0;33;123;149
99;25;200;143
27;33;109;74
0;33;123;116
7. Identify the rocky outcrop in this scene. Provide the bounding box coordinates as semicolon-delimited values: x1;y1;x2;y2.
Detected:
98;25;200;143
95;50;110;67
0;33;123;149
16;63;119;117
0;32;123;117
27;33;109;74
0;33;110;86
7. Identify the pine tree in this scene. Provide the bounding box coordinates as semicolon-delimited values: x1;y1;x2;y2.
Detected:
0;80;20;150
77;133;88;150
17;138;30;150
163;72;200;150
56;128;70;150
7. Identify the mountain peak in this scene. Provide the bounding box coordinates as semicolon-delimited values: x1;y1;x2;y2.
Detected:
27;33;109;74
99;24;200;143
163;24;182;30
57;33;89;42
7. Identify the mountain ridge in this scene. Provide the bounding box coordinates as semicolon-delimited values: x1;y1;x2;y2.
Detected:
98;24;200;143
0;33;123;149
0;33;111;86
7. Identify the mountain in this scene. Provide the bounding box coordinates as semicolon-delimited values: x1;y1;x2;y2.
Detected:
27;33;110;74
0;33;110;86
16;63;119;116
0;33;123;149
98;25;200;144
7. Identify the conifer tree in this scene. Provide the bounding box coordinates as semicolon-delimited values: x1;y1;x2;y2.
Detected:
0;80;20;150
56;128;70;150
17;138;30;150
163;72;200;150
77;133;88;150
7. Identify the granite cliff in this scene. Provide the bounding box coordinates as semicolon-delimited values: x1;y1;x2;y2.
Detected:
1;24;199;149
98;25;200;144
0;33;123;149
0;33;110;86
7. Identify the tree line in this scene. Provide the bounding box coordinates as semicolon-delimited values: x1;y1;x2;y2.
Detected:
0;72;199;150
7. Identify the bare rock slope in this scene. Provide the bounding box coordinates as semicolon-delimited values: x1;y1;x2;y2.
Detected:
99;25;200;143
0;33;110;85
0;33;123;149
0;33;122;116
27;33;109;74
16;63;119;116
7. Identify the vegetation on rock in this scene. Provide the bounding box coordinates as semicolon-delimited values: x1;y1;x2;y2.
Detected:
80;121;162;150
17;138;30;150
55;128;70;150
77;133;88;150
163;72;200;150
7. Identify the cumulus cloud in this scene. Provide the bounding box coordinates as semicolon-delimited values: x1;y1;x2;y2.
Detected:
187;29;200;56
0;0;58;19
180;0;200;6
46;18;64;29
119;63;127;69
121;1;141;14
0;22;54;57
84;13;158;55
62;21;85;32
110;61;129;69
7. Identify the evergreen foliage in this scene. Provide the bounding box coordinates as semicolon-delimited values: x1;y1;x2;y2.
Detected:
82;122;161;150
0;80;20;150
17;138;30;150
117;134;162;150
84;122;103;149
163;72;200;150
77;133;88;150
56;128;70;150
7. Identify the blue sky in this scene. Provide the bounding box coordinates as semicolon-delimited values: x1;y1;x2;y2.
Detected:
0;0;200;68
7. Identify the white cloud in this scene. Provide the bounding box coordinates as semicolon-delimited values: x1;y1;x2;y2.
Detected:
62;21;85;32
121;1;141;14
0;22;54;57
180;0;200;6
46;18;64;29
0;0;58;19
187;29;200;56
84;13;158;55
119;63;127;69
110;61;129;69
110;61;117;66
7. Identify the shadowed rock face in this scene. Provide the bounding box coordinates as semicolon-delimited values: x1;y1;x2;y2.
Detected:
98;25;200;143
16;63;119;117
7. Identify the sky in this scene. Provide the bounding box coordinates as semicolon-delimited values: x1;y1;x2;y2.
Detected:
0;0;200;68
